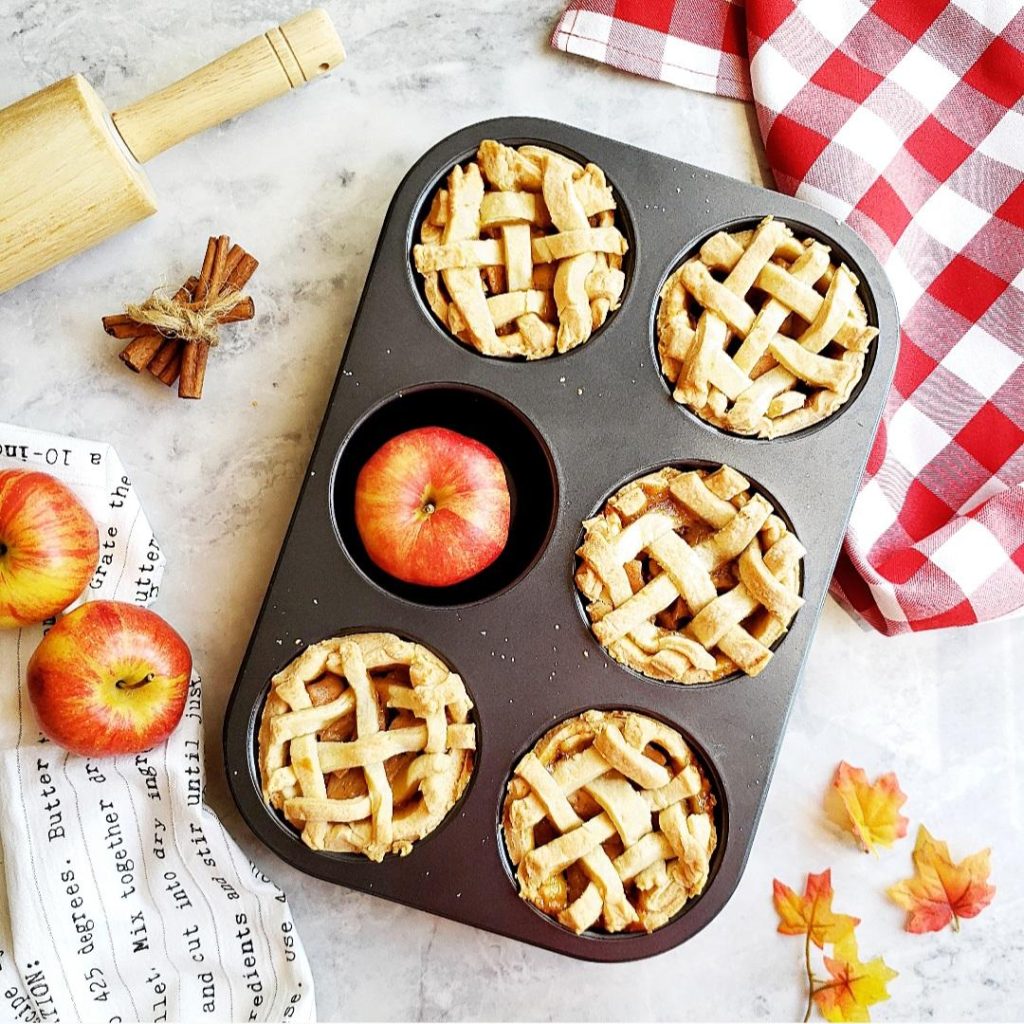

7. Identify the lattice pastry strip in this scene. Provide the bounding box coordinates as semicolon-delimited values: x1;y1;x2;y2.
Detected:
657;216;878;438
258;633;475;861
576;465;804;684
502;710;717;934
413;140;628;359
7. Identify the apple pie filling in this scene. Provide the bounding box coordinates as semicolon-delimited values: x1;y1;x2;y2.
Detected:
259;632;476;860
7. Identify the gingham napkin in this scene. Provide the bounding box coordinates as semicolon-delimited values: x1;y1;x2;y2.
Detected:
553;0;1024;634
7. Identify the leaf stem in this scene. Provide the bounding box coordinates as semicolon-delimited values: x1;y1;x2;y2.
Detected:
803;931;814;1023
951;912;960;933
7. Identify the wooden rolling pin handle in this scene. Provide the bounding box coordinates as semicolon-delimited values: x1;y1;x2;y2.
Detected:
111;8;344;164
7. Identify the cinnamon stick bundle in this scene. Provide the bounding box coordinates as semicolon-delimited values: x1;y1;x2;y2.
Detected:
104;236;258;399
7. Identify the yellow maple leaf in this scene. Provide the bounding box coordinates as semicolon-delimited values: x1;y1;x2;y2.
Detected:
813;934;898;1023
773;869;860;949
824;761;909;854
887;824;995;933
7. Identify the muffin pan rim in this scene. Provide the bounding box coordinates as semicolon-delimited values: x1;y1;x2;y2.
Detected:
223;115;900;963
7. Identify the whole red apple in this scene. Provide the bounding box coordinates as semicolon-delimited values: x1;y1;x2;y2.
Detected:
0;469;100;629
27;600;192;757
354;426;511;586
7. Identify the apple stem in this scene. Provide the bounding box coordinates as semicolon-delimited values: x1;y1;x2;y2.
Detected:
424;502;435;515
116;673;155;691
0;542;7;557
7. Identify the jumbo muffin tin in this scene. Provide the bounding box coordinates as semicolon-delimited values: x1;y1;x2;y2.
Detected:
224;117;899;962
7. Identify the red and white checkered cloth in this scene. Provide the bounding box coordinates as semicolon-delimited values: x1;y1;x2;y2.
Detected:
553;0;1024;634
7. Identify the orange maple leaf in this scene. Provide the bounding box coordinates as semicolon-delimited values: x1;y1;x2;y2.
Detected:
887;824;995;933
773;869;860;949
813;935;898;1022
824;761;909;854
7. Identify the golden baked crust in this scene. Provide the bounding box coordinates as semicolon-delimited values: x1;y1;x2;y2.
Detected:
258;632;475;861
575;464;804;683
502;709;717;934
657;216;877;438
412;140;627;359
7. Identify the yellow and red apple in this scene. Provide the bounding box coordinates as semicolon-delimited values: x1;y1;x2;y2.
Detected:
0;469;99;629
354;426;511;586
27;600;192;757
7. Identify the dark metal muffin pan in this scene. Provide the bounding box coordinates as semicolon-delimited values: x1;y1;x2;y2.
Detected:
224;117;899;962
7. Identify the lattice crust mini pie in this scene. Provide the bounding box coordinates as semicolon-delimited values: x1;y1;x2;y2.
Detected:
657;216;878;438
575;465;805;684
258;633;476;861
502;709;717;934
412;140;628;359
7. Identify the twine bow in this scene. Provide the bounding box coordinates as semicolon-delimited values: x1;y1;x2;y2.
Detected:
124;288;244;348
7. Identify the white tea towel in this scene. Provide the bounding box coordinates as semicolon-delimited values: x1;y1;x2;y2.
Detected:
0;422;315;1023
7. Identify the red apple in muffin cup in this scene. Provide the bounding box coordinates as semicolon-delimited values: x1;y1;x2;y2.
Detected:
354;426;511;586
0;469;100;629
27;600;192;757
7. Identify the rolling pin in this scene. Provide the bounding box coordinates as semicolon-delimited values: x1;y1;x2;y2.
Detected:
0;9;344;295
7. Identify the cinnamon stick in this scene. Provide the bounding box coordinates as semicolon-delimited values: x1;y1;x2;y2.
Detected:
224;253;259;292
119;335;165;372
148;338;180;380
179;241;258;399
205;235;231;298
194;237;219;301
222;244;246;282
178;341;210;399
155;349;182;386
220;296;255;323
103;314;161;340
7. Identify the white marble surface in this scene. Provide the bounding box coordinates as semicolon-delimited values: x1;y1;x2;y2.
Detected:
1;1;1021;1019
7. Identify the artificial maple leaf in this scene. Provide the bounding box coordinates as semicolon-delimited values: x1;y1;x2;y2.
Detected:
887;825;995;933
824;761;909;854
813;934;898;1023
773;869;860;949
